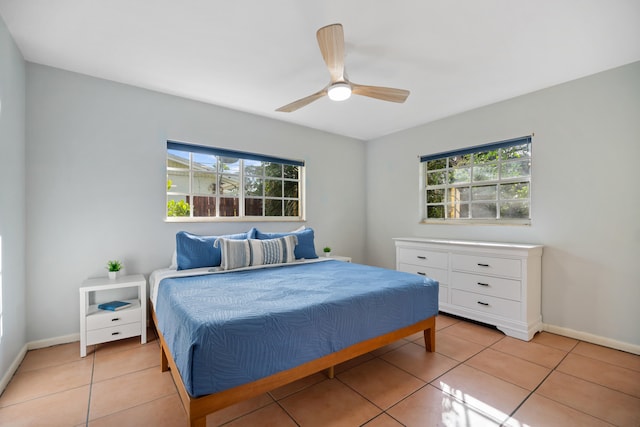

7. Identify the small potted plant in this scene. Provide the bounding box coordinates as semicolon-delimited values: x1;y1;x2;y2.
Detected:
323;246;332;257
107;260;122;280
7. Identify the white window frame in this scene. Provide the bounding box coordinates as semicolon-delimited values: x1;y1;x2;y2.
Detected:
166;141;305;222
420;136;532;225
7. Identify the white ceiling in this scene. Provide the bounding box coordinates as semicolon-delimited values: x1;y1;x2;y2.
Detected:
1;0;639;140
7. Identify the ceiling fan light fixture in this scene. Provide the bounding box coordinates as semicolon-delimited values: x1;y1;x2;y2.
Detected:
327;82;352;101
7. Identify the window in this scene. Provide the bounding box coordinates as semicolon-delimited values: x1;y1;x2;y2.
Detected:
420;136;531;224
166;141;304;221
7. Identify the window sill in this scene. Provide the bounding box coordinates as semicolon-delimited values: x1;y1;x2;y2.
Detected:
165;216;306;223
420;219;531;226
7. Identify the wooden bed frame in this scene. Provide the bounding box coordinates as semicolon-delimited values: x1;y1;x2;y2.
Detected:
151;304;436;427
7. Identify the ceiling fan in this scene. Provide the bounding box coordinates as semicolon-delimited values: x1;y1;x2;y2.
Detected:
276;23;410;112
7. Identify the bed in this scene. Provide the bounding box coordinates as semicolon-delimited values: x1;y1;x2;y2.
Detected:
150;233;438;427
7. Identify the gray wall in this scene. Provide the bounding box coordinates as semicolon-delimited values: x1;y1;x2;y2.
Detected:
25;64;365;342
366;61;640;348
3;38;639;370
0;16;27;378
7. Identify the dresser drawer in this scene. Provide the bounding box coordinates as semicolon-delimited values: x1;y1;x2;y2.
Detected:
451;271;521;301
397;247;448;269
451;254;521;279
450;289;520;319
398;263;448;285
86;306;141;330
86;322;142;346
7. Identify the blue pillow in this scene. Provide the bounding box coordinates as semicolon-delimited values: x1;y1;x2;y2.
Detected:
254;227;318;259
176;228;255;270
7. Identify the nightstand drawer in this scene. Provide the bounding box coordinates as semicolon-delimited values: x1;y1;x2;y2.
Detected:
451;254;521;279
397;248;448;269
450;289;520;319
86;305;141;330
451;272;521;301
86;322;142;346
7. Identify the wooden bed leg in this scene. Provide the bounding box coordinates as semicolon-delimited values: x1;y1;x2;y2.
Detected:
161;345;169;372
191;416;206;427
424;324;435;352
326;365;335;379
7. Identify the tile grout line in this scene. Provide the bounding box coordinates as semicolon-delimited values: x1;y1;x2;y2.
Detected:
85;347;96;427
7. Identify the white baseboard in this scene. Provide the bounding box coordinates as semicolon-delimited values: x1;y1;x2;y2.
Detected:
0;344;28;395
26;333;79;351
543;323;640;355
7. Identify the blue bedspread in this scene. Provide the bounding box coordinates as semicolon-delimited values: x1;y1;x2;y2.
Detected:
155;260;438;397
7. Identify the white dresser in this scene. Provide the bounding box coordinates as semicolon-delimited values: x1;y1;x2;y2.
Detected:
394;238;543;341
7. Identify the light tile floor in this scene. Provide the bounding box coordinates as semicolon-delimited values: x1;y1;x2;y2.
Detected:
1;314;639;426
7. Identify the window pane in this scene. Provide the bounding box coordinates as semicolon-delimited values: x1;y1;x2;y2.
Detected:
167;195;191;217
166;144;304;220
472;185;497;201
265;179;282;197
192;196;216;217
219;197;239;216
283;181;298;198
448;203;469;219
244;159;264;176
193;172;217;195
284;200;299;216
500;201;529;218
245;198;263;216
471;202;497;218
283;165;299;179
500;182;529;200
245;177;263;196
449;155;471;167
501;159;530;179
448;187;470;202
426;158;446;170
427;189;444;203
427;205;444;218
449;168;470;184
421;139;531;223
219;157;240;174
167;170;189;193
265;163;282;178
474;150;499;164
473;165;498;182
502;144;530;160
219;174;239;195
192;153;217;172
265;199;282;216
167;149;190;168
427;171;446;186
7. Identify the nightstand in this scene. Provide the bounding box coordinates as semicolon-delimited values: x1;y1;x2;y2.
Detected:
327;255;352;262
79;274;147;357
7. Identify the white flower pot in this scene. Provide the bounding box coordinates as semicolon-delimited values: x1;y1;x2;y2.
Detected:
108;271;118;280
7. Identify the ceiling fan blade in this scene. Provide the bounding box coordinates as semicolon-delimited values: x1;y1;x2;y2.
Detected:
316;23;345;82
351;83;410;103
276;89;327;112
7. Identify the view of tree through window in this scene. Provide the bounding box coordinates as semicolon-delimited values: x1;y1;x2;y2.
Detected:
421;136;531;223
166;142;304;220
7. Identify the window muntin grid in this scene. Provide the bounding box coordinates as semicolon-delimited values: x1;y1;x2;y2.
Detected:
422;140;531;223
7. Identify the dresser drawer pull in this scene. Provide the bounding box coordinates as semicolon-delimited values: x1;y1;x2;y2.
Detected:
477;301;489;306
477;263;490;267
417;272;426;276
477;282;490;287
111;318;120;322
111;332;120;336
417;256;427;260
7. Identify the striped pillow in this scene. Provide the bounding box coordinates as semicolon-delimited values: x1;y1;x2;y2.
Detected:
215;235;298;270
